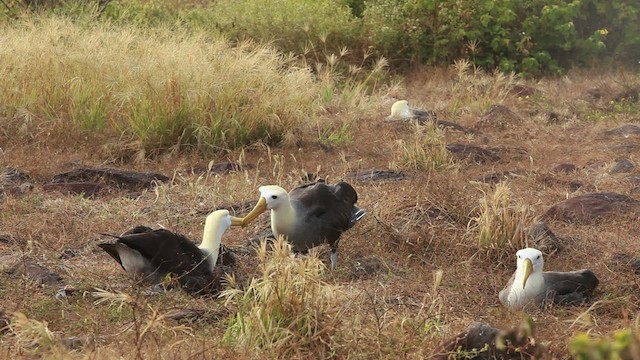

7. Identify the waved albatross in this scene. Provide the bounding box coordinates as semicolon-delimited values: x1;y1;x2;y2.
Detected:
388;99;471;133
99;210;243;294
499;248;599;310
388;100;437;123
239;181;366;269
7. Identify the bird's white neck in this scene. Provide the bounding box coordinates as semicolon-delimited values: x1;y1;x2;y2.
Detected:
271;200;296;237
508;271;545;308
400;107;411;119
198;221;226;269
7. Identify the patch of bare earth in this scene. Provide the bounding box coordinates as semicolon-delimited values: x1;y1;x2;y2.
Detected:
1;68;639;358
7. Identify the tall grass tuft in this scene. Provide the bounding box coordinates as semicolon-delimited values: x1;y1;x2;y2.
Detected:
449;59;517;114
222;236;343;358
0;16;324;154
469;182;531;257
395;123;453;172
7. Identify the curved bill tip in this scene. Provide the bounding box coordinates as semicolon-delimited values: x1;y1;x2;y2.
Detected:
522;258;533;289
241;197;268;227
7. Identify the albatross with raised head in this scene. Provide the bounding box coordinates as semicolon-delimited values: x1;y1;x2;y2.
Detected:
239;181;365;269
99;209;243;294
499;248;599;310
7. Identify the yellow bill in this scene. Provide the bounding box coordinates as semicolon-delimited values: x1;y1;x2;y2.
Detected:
522;258;533;289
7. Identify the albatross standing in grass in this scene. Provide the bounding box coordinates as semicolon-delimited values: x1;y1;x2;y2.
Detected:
499;248;599;310
99;210;243;294
239;181;366;270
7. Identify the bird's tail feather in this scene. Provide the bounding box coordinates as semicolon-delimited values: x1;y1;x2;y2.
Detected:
352;206;366;223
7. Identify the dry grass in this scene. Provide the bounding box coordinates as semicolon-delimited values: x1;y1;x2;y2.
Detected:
393;123;453;172
0;16;378;157
469;182;533;258
448;59;518;115
222;236;343;358
1;47;640;359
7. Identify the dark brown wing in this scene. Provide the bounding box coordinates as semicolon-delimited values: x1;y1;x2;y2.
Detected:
543;269;599;305
289;182;359;248
101;229;215;294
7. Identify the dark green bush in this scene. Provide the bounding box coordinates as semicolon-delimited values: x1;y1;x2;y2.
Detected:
361;0;616;76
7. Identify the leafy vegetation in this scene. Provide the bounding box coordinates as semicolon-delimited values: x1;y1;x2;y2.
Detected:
569;328;640;359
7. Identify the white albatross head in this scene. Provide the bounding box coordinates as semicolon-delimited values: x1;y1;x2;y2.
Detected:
389;100;412;120
516;248;545;288
240;185;290;227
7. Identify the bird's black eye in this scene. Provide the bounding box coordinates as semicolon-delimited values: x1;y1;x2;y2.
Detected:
536;255;540;260
517;255;521;259
271;195;278;199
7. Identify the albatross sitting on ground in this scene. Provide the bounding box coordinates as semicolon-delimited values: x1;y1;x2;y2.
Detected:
387;100;438;123
499;248;599;311
99;210;242;295
239;181;366;270
387;99;471;133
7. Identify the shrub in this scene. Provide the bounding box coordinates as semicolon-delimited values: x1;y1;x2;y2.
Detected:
569;328;640;359
361;0;617;75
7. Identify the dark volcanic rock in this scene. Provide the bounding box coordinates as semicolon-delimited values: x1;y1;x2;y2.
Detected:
510;84;536;97
51;167;168;190
604;124;640;138
7;259;63;286
446;144;501;163
543;192;640;223
43;182;106;198
527;221;562;253
432;321;548;359
345;169;407;182
609;159;634;174
611;253;640;274
475;104;522;130
551;163;578;174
